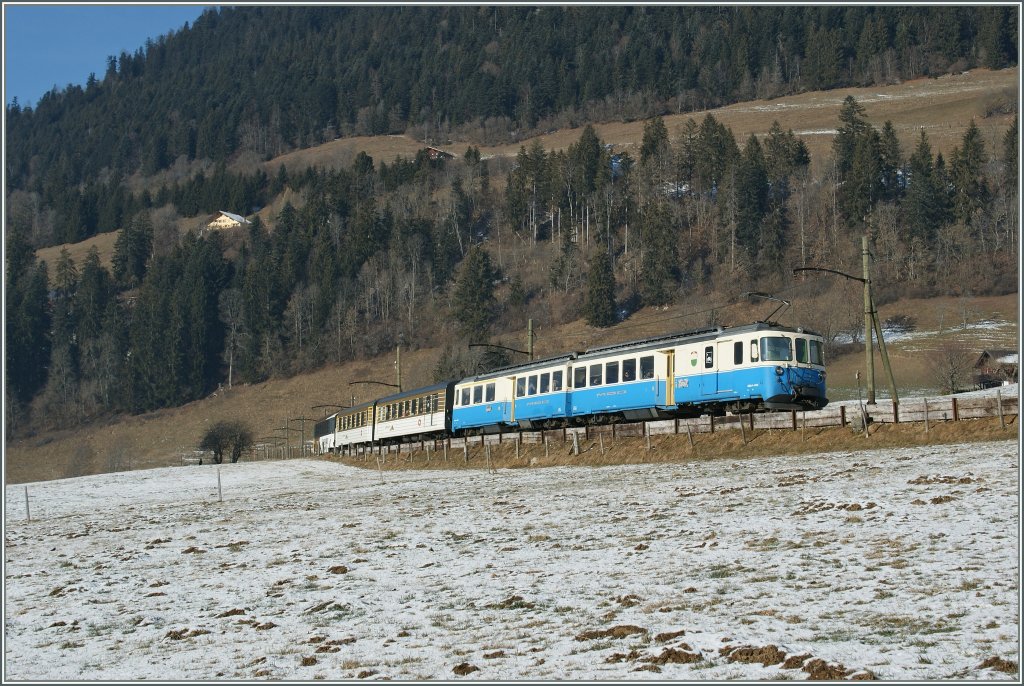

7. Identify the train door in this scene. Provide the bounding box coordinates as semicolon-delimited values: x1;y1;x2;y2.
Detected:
716;340;732;393
661;350;675;405
508;376;517;422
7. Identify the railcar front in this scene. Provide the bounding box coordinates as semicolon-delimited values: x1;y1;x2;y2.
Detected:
314;414;337;454
671;323;827;414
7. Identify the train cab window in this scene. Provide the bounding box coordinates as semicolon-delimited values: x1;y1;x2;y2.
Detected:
640;356;654;379
734;341;743;365
622;359;636;381
704;346;714;368
528;375;538;395
485;383;495;402
574;367;587;389
473;385;483;404
750;341;759;362
760;337;792;361
589;364;603;387
809;340;824;365
516;377;527;397
552;371;563;392
605;361;619;384
461;388;471;406
796;338;808;364
540;373;550;394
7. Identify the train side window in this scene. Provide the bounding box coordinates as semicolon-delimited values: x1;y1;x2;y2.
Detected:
750;341;759;362
473;385;483;404
461;387;471;406
796;338;808;363
640;356;654;379
622;359;636;381
574;367;587;389
528;375;538;395
517;377;527;397
485;383;495;402
809;340;824;365
589;364;603;387
734;341;743;365
606;361;619;384
540;373;550;394
704;346;714;368
552;370;563;392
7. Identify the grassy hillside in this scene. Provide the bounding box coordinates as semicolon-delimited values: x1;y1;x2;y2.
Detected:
15;69;1018;484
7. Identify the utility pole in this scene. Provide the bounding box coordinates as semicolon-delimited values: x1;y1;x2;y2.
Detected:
291;417;316;456
863;235;875;405
793;234;898;414
527;319;534;361
395;345;402;392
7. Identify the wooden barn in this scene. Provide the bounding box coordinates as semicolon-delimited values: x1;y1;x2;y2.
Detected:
973;349;1019;388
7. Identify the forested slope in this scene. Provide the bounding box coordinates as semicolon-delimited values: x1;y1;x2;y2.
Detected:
4;6;1019;440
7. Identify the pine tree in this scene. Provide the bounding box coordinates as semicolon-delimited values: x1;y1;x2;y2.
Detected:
451;246;498;341
583;249;617;328
950;120;988;226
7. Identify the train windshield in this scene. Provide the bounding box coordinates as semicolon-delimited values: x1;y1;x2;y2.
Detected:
760;337;792;361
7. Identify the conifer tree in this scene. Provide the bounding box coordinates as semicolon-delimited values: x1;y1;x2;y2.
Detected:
451;246;498;341
583;249;617;328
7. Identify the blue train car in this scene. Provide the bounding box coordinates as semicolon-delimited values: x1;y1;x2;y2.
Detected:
452;355;574;433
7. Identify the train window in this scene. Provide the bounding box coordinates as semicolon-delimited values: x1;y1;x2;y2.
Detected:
623;359;636;381
640;356;654;379
589;364;602;387
796;338;808;363
606;361;619;384
540;373;550;394
704;346;714;368
473;385;483;404
485;383;495;402
750;340;759;362
574;367;587;389
517;377;527;397
809;340;824;365
760;337;792;361
461;387;471;406
734;341;743;365
552;370;563;391
528;375;538;395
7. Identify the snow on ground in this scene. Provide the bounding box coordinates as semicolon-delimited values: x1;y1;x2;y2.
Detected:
4;440;1020;681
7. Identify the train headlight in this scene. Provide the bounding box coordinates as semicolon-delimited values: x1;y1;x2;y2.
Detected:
775;366;784;376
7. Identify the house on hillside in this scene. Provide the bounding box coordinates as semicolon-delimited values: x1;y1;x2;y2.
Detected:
207;211;252;231
425;146;454;161
973;349;1019;388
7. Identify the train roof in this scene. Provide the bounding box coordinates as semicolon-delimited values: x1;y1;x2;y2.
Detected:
374;381;452;405
457;353;577;383
335;399;376;414
575;321;821;360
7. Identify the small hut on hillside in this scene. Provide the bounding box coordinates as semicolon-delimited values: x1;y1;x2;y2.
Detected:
973;349;1019;388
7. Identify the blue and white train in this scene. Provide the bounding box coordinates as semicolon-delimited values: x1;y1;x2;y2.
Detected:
315;321;827;453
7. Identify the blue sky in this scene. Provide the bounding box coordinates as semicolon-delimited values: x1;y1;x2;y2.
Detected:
4;3;210;108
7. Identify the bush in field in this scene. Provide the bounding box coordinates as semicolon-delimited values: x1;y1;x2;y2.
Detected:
199;420;254;464
928;339;974;394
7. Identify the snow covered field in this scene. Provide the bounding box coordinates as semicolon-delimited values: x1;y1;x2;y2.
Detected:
4;440;1020;680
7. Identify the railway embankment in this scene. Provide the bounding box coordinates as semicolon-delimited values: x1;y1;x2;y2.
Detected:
326;391;1018;472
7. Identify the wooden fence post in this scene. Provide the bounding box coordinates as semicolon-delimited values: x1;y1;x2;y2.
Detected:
685;420;694;449
840;405;846;427
739;413;747;445
923;398;930;433
997;390;1005;429
952;397;959;422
